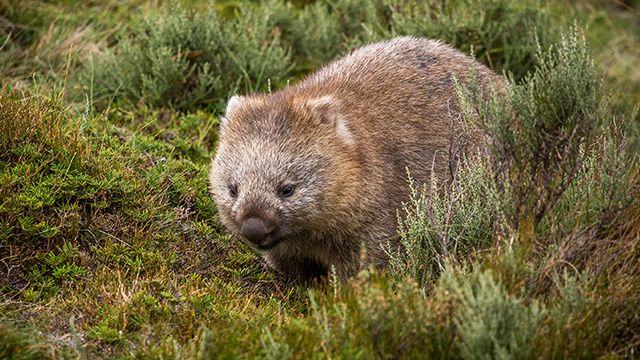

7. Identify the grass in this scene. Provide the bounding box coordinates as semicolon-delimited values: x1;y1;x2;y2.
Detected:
1;0;639;358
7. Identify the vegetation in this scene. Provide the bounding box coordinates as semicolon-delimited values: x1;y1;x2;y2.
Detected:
1;0;638;358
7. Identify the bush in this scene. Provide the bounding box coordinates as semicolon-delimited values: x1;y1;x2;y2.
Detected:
457;28;604;241
82;0;563;111
442;269;541;359
85;4;291;112
545;118;639;234
386;28;602;288
0;321;65;359
389;0;556;80
287;0;387;69
388;156;497;287
288;2;342;70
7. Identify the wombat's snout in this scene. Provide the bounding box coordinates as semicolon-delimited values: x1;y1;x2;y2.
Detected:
240;217;279;249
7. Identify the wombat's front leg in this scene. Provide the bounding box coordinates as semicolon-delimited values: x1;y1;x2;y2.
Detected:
266;254;329;282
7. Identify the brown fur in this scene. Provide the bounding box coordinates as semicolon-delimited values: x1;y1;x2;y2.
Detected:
209;36;503;280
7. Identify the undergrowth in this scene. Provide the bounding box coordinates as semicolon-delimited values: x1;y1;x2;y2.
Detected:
80;0;562;113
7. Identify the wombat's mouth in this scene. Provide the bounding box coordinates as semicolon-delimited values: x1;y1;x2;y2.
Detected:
251;233;282;251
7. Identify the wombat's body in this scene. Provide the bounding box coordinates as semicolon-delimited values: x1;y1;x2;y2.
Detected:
209;36;502;279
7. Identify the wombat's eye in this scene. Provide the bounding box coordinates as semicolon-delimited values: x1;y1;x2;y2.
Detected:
278;184;295;198
228;184;238;198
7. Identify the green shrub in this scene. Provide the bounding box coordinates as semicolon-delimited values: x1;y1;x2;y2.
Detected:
457;28;604;241
388;156;497;287
288;1;342;70
86;4;291;112
389;0;557;79
441;269;541;359
82;0;563;111
285;0;387;70
545;118;639;236
247;274;451;359
0;322;56;359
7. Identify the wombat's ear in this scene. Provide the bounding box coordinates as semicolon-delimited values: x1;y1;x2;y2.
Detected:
221;95;244;125
306;96;353;144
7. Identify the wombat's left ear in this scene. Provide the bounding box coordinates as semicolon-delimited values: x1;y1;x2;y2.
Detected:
307;96;353;144
221;95;244;126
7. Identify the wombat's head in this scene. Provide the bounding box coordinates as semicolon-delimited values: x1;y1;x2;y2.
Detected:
209;93;358;251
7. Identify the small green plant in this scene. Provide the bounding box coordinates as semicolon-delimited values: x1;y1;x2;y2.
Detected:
87;322;124;344
0;322;60;359
287;0;386;69
442;269;541;359
26;242;85;300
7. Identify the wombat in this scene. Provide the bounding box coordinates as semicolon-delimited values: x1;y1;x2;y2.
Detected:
209;36;503;280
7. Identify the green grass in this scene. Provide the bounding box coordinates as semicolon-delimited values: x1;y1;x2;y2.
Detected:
1;0;639;358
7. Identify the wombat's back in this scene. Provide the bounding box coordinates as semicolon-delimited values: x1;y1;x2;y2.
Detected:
299;36;499;177
288;37;502;251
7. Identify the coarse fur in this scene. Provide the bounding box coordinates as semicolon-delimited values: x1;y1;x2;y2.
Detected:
209;36;503;280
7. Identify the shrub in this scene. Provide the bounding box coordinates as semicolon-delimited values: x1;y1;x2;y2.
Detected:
543;117;639;237
388;156;497;287
85;4;291;112
249;273;451;359
0;321;63;359
440;269;542;359
268;0;388;71
288;2;343;70
457;28;604;242
389;0;557;79
82;0;563;111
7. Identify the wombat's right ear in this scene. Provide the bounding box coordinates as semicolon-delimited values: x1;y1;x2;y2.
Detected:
306;96;354;145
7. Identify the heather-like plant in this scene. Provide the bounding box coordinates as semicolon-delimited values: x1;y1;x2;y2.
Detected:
441;269;542;359
388;156;498;286
286;0;387;69
390;27;624;288
82;0;562;112
389;0;556;79
543;118;639;237
457;28;603;241
86;4;291;112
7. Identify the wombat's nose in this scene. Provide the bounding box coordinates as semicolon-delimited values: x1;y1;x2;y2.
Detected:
240;217;269;245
